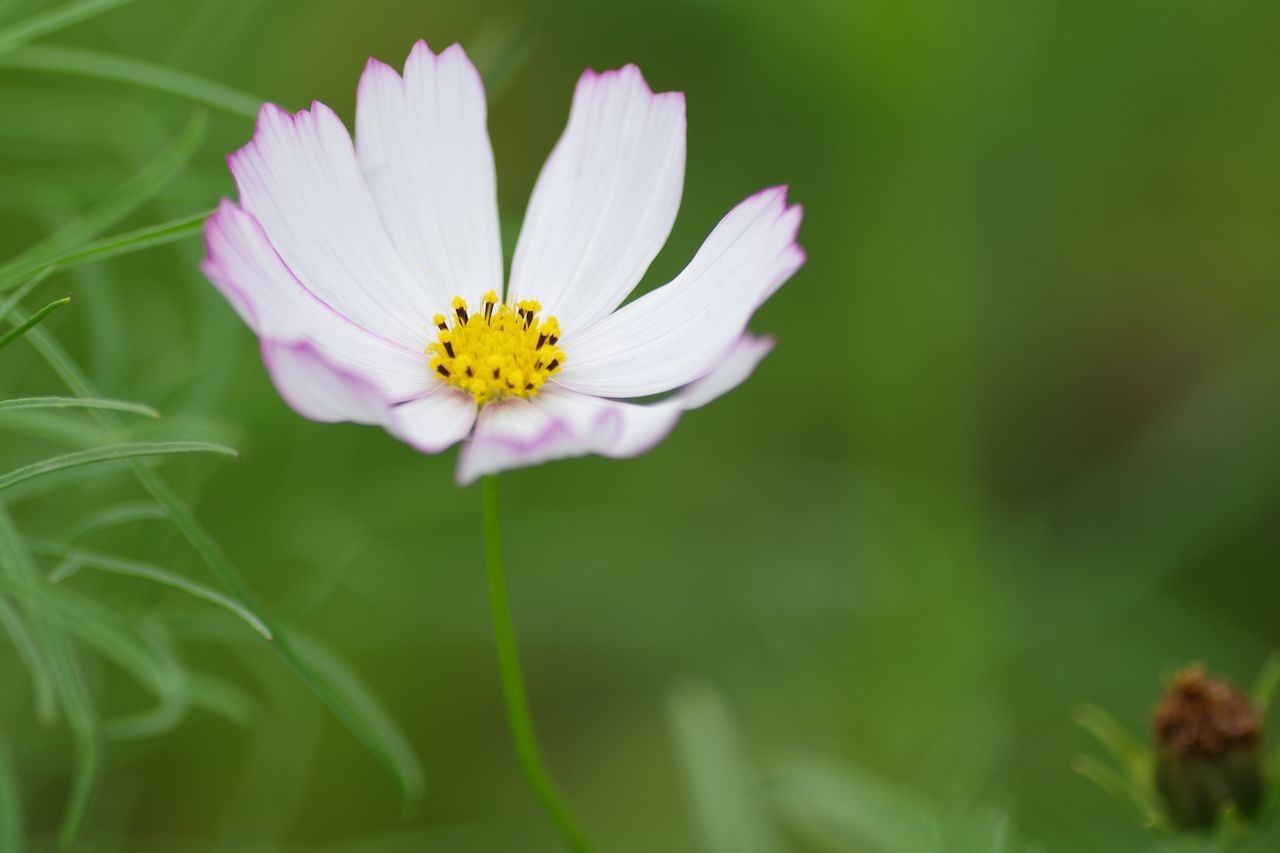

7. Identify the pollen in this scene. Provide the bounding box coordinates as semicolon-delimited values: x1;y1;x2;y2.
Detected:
427;291;566;405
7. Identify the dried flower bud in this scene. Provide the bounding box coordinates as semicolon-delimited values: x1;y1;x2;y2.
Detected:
1152;664;1264;827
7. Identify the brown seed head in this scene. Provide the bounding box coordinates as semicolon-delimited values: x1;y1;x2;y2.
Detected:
1152;664;1260;757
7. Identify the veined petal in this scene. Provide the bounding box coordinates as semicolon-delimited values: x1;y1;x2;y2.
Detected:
260;340;396;425
456;334;775;483
507;64;685;334
202;200;431;401
262;341;474;458
229;101;438;350
388;388;477;454
356;41;503;310
555;187;803;398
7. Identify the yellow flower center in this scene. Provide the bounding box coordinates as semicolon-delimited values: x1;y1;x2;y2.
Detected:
427;291;566;405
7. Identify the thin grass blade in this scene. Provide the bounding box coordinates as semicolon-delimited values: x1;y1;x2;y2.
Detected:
0;596;57;724
0;45;260;117
65;502;166;539
0;507;99;851
38;542;272;640
20;320;426;806
0;724;20;853
0;296;69;351
0;396;157;418
0;441;237;494
0;0;137;55
0;111;208;290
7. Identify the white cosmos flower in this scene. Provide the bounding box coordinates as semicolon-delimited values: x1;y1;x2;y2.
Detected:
202;40;805;484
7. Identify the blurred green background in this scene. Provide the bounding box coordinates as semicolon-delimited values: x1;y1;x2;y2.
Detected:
2;0;1279;850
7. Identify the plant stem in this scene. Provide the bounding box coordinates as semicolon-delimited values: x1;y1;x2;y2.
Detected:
482;475;591;852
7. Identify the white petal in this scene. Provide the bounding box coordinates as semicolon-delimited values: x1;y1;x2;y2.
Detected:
507;65;685;334
555;187;803;398
456;397;584;485
202;200;431;401
260;340;395;424
388;387;478;453
456;334;775;481
230;101;439;350
356;41;503;310
678;333;776;410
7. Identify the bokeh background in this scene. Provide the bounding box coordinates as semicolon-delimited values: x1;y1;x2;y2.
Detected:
2;0;1279;850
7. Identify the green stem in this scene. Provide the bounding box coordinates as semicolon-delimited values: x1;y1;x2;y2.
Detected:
482;475;591;852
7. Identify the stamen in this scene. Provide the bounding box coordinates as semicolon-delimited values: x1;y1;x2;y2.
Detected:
427;295;566;404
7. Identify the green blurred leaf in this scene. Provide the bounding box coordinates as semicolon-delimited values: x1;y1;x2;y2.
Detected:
20;318;426;808
0;506;99;851
1251;653;1280;715
65;501;166;539
666;681;784;853
0;441;238;493
0;0;137;56
0;395;158;418
0;294;69;350
0;45;260;117
38;541;273;640
0;725;20;853
0;110;208;291
0;595;56;724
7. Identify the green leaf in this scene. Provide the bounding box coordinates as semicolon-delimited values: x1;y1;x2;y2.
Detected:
0;267;52;323
1251;652;1280;715
0;725;21;853
0;507;99;851
20;319;426;807
0;395;157;418
0;45;260;117
1074;704;1150;785
65;502;166;539
37;541;273;640
0;0;138;56
0;210;211;296
0;295;69;350
0;110;208;291
0;441;238;494
666;681;784;853
287;632;425;808
0;596;56;724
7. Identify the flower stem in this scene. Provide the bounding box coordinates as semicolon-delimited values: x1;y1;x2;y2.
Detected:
481;475;592;852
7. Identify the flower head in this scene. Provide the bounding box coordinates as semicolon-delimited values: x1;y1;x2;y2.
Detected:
202;40;805;483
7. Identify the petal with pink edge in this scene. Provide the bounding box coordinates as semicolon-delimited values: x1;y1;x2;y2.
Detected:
555;187;803;399
202;200;431;401
507;65;685;335
230;101;438;350
455;334;775;483
389;387;478;454
356;41;503;310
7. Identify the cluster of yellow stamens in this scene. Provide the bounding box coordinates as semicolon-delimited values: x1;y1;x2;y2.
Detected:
427;291;565;405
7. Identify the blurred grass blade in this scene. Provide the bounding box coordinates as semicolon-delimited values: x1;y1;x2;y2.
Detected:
0;396;157;418
0;210;211;296
21;320;426;807
0;111;208;290
0;441;238;493
0;507;99;851
0;268;51;323
666;681;784;853
65;502;166;539
0;296;69;350
1073;704;1149;784
51;209;210;273
288;632;425;810
0;0;136;55
0;725;20;853
38;542;273;640
0;596;56;724
1071;755;1163;826
0;45;260;117
1251;652;1280;715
